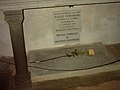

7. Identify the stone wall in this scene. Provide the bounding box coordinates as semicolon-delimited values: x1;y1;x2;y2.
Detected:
0;2;120;56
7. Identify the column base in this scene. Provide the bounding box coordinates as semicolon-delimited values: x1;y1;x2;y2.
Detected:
15;72;32;90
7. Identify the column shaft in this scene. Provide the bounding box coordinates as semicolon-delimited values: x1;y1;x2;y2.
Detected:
3;10;32;90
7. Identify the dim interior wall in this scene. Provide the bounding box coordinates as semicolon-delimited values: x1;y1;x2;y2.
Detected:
0;3;120;56
0;11;13;56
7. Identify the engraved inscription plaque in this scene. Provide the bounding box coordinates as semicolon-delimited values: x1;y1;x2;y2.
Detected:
53;10;81;44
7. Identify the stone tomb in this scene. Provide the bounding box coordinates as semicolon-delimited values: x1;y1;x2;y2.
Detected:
28;42;116;76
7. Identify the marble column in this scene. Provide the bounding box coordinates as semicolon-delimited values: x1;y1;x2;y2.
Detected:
3;10;32;90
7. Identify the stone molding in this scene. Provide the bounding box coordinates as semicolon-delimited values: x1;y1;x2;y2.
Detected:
0;0;120;10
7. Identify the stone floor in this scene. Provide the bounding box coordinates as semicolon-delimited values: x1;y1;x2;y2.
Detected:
65;80;120;90
0;42;120;90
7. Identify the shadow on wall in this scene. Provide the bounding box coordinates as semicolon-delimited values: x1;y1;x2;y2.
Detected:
0;72;11;90
0;57;15;90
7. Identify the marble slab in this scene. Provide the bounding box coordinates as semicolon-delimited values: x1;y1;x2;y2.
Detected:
28;42;116;77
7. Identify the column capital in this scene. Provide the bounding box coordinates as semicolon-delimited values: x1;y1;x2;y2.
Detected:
3;10;24;23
